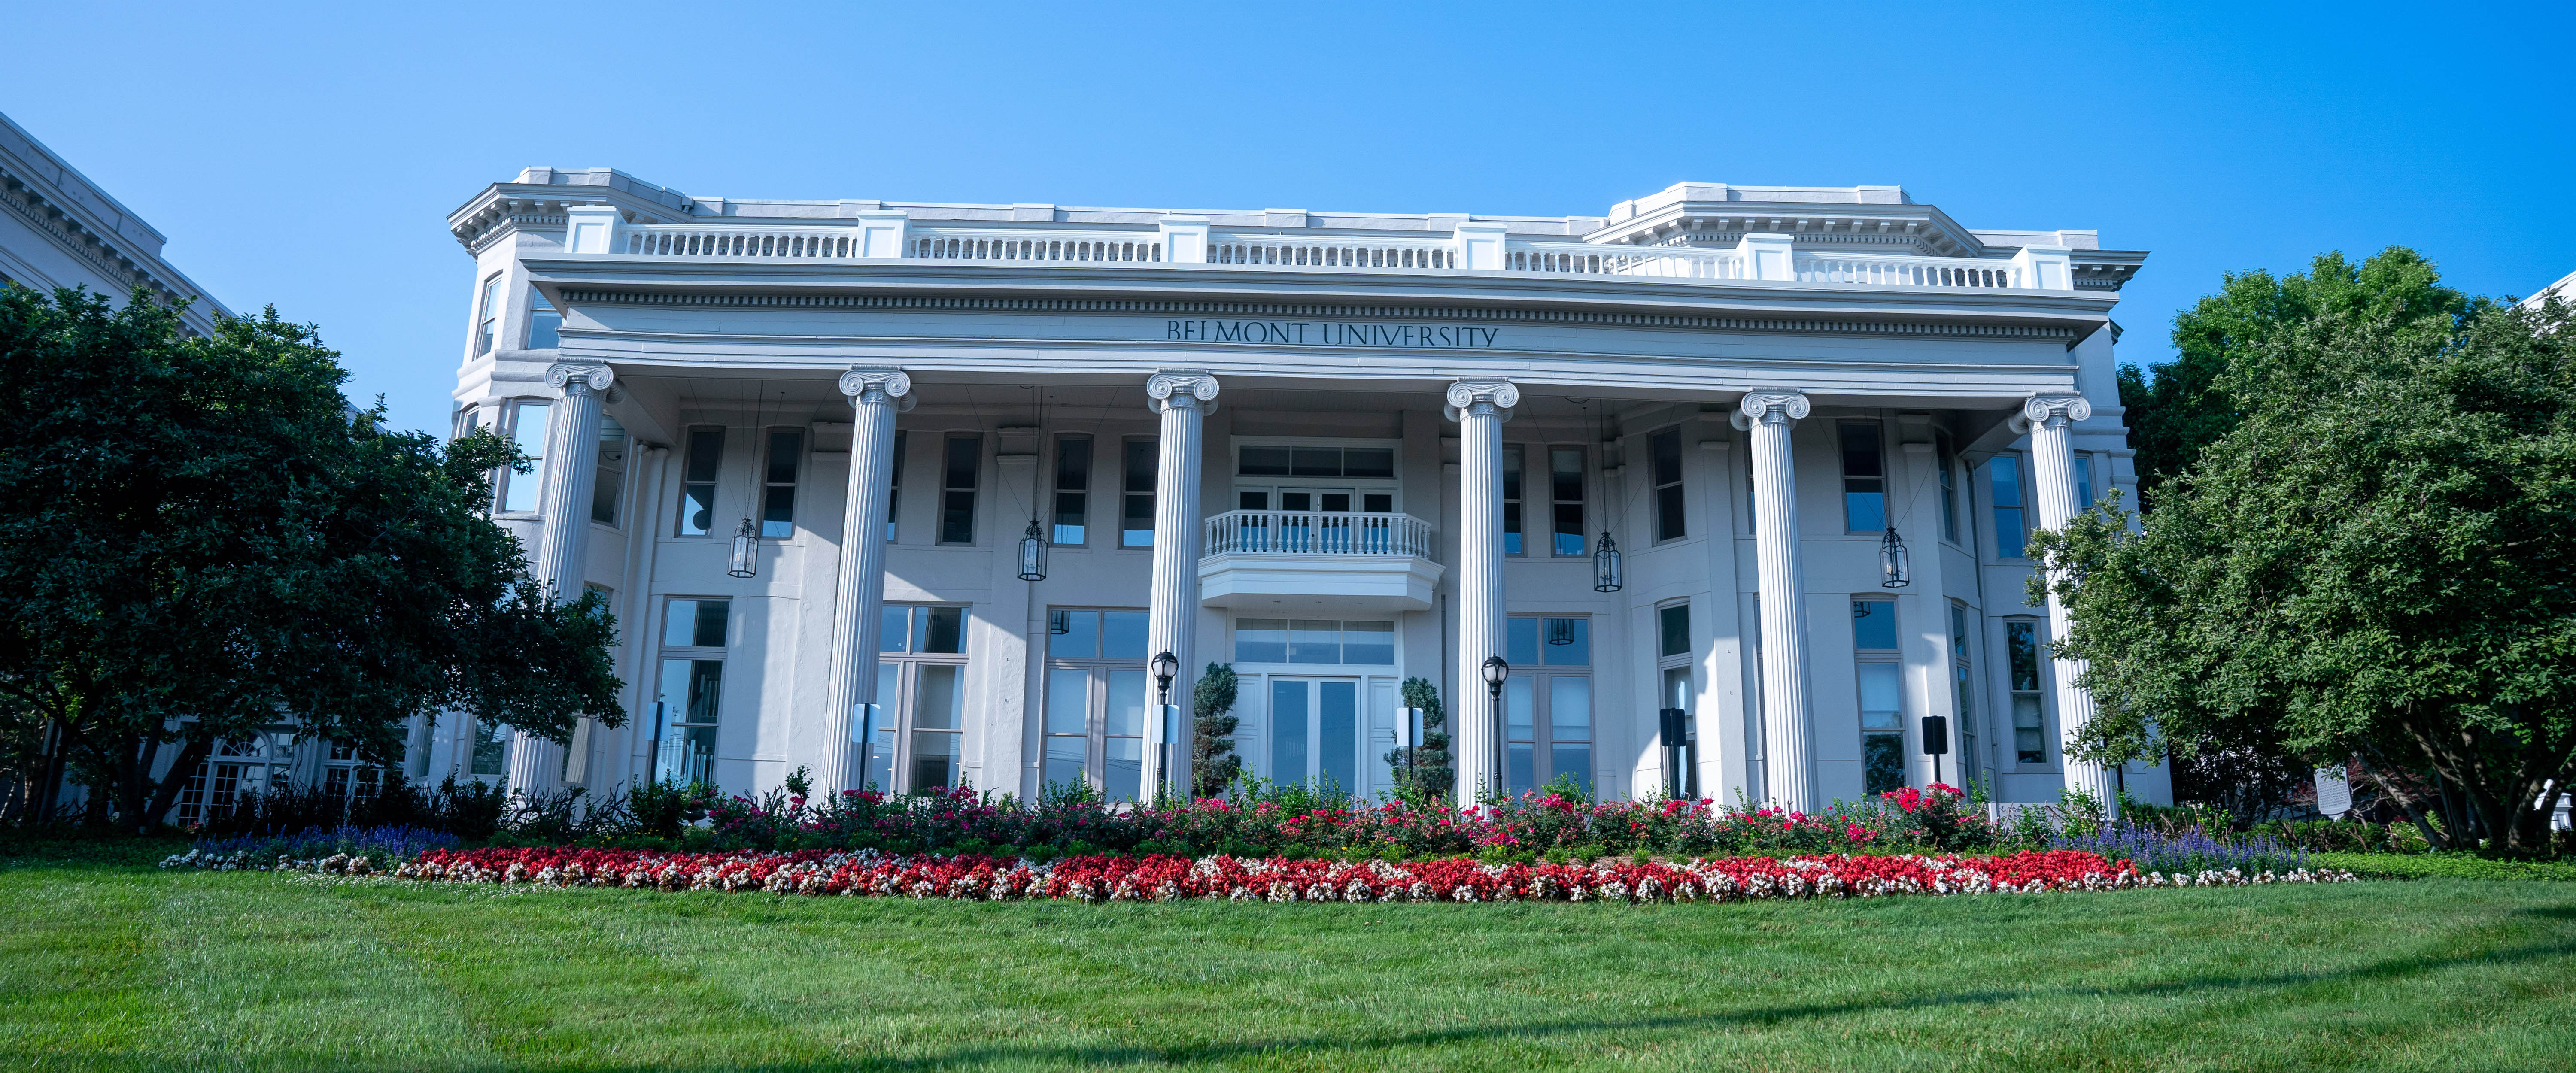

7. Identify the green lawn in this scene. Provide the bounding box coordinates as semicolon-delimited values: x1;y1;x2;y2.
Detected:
3;847;2572;1072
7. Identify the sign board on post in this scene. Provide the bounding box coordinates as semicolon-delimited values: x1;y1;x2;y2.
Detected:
2314;764;2353;819
1920;715;1950;785
1658;709;1688;798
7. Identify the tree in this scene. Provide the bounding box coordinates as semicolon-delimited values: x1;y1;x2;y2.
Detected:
1189;663;1241;799
1383;676;1453;805
0;286;623;830
2121;248;2464;510
2033;272;2576;856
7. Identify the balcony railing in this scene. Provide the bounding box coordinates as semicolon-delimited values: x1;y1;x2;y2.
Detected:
603;221;2068;291
1203;510;1433;558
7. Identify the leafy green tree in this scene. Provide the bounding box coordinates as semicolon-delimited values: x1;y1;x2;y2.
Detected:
2122;248;2464;510
1189;663;1242;799
2034;277;2576;856
0;286;623;830
1384;676;1452;805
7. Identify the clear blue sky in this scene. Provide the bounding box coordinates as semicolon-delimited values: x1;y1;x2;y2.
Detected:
4;0;2567;436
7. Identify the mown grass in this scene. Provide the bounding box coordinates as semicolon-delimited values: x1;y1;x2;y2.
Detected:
1;847;2571;1072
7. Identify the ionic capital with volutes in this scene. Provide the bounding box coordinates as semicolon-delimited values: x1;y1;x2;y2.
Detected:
1147;370;1220;414
1443;376;1519;423
1730;390;1811;430
840;367;916;411
546;362;614;397
2010;391;2093;433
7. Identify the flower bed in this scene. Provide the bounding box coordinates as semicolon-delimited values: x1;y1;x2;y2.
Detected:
364;846;2352;903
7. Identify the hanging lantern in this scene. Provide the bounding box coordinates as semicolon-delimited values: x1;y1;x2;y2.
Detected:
1593;531;1623;592
1017;520;1048;582
1879;526;1911;588
727;518;757;578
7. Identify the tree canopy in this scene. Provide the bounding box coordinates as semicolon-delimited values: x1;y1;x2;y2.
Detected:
0;286;623;828
2035;258;2576;855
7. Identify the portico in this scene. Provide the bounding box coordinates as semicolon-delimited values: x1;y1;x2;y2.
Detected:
429;174;2166;815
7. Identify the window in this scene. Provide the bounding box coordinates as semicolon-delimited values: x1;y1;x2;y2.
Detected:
592;417;626;525
1042;609;1148;799
175;730;295;824
1936;431;1961;543
1657;602;1696;799
2006;620;2046;764
1991;455;2027;558
1236;444;1394;480
1550;447;1586;555
1122;438;1157;547
678;427;723;536
1053;435;1091;545
886;431;905;542
761;429;802;538
1841;422;1886;533
526;287;561;349
322;740;387;805
501;400;549;513
1652;428;1686;542
1232;620;1394;664
1741;436;1757;534
1269;679;1360;792
870;605;970;793
2075;455;2095;510
1504;616;1592;794
471;719;508;778
653;598;729;785
475;275;503;355
939;434;980;544
1950;602;1980;779
1502;444;1525;555
1854;600;1905;795
1233;441;1400;524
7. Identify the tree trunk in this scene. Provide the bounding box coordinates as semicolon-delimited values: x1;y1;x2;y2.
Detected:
143;736;212;831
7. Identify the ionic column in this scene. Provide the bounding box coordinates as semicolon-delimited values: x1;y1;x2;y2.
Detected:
817;367;913;797
1447;377;1517;803
1732;391;1814;810
1142;371;1218;797
505;362;614;797
2017;391;2116;815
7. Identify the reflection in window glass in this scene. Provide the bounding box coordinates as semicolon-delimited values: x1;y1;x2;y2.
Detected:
910;664;962;790
503;401;549;513
1993;455;2027;558
1841;422;1886;532
2008;620;2046;764
1659;604;1691;658
679;427;723;536
1852;601;1899;651
1549;676;1592;797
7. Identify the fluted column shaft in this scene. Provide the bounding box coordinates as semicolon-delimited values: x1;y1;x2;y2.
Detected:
1448;378;1516;804
818;367;912;797
2020;392;2115;815
1735;391;1814;810
1143;371;1217;797
506;363;613;796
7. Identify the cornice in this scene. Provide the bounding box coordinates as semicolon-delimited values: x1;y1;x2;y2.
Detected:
0;163;227;324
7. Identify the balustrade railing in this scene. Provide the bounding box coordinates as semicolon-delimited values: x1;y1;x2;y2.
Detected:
910;230;1161;263
1795;254;2021;288
1203;510;1433;558
625;225;864;258
1503;241;1744;279
1208;234;1453;270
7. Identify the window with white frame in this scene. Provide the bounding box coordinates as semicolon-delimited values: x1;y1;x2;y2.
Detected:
870;605;969;793
1232;619;1395;665
591;417;626;525
1651;428;1686;542
526;287;560;349
1233;441;1400;526
2005;619;2047;764
760;428;803;538
1504;616;1592;795
2075;455;2096;509
174;730;296;825
475;275;503;355
886;431;905;542
1657;602;1697;799
1840;422;1887;533
1949;602;1981;782
1041;608;1147;799
323;740;388;804
1854;599;1905;795
1121;438;1156;547
653;598;729;785
677;427;723;536
1549;446;1586;555
470;717;508;779
1502;444;1525;555
939;434;980;544
1991;455;2028;558
1053;434;1091;545
499;400;549;513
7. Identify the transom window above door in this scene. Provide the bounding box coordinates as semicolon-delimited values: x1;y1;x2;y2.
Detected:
1234;440;1402;516
1235;619;1395;665
1238;444;1395;479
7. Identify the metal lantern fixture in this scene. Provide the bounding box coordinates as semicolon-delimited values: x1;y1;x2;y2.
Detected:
1017;520;1048;582
1482;655;1510;703
1593;531;1623;592
1878;526;1911;588
1151;649;1180;704
1547;619;1574;646
727;518;758;578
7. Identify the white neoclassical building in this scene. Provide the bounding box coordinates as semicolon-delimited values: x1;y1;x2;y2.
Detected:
0;110;227;333
422;169;2168;811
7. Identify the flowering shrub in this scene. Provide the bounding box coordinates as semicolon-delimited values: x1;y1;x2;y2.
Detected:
2054;823;2312;875
386;846;2352;902
162;824;461;872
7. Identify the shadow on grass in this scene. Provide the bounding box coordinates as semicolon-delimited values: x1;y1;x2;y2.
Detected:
549;929;2576;1071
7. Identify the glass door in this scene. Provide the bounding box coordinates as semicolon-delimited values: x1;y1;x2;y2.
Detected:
1267;678;1360;792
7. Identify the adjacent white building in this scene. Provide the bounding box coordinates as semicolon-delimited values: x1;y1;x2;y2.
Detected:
0;110;227;333
418;169;2168;812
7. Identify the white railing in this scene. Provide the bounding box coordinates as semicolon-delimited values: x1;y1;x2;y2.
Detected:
909;229;1161;263
1203;510;1433;558
1504;241;1745;279
1207;234;1454;270
1795;254;2021;288
625;224;865;258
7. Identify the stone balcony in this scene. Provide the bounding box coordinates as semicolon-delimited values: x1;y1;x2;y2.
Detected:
1197;509;1443;613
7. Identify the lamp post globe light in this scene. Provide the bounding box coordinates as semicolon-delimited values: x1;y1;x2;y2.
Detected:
1151;649;1180;704
727;518;758;579
1482;655;1510;702
1017;520;1048;582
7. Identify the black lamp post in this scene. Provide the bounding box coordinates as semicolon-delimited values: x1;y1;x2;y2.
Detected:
1482;655;1509;703
1151;649;1179;705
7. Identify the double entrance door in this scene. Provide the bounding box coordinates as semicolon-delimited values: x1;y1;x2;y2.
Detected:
1269;677;1361;793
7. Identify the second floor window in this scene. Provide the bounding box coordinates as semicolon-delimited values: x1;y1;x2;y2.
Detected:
678;427;722;536
526;288;560;349
1991;455;2027;558
1122;438;1157;547
1502;445;1525;555
940;434;980;544
1054;435;1091;544
761;429;802;538
1841;422;1886;532
475;275;503;355
1551;447;1585;555
2075;455;2096;509
886;431;905;541
592;418;625;525
501;400;549;513
1652;428;1686;542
